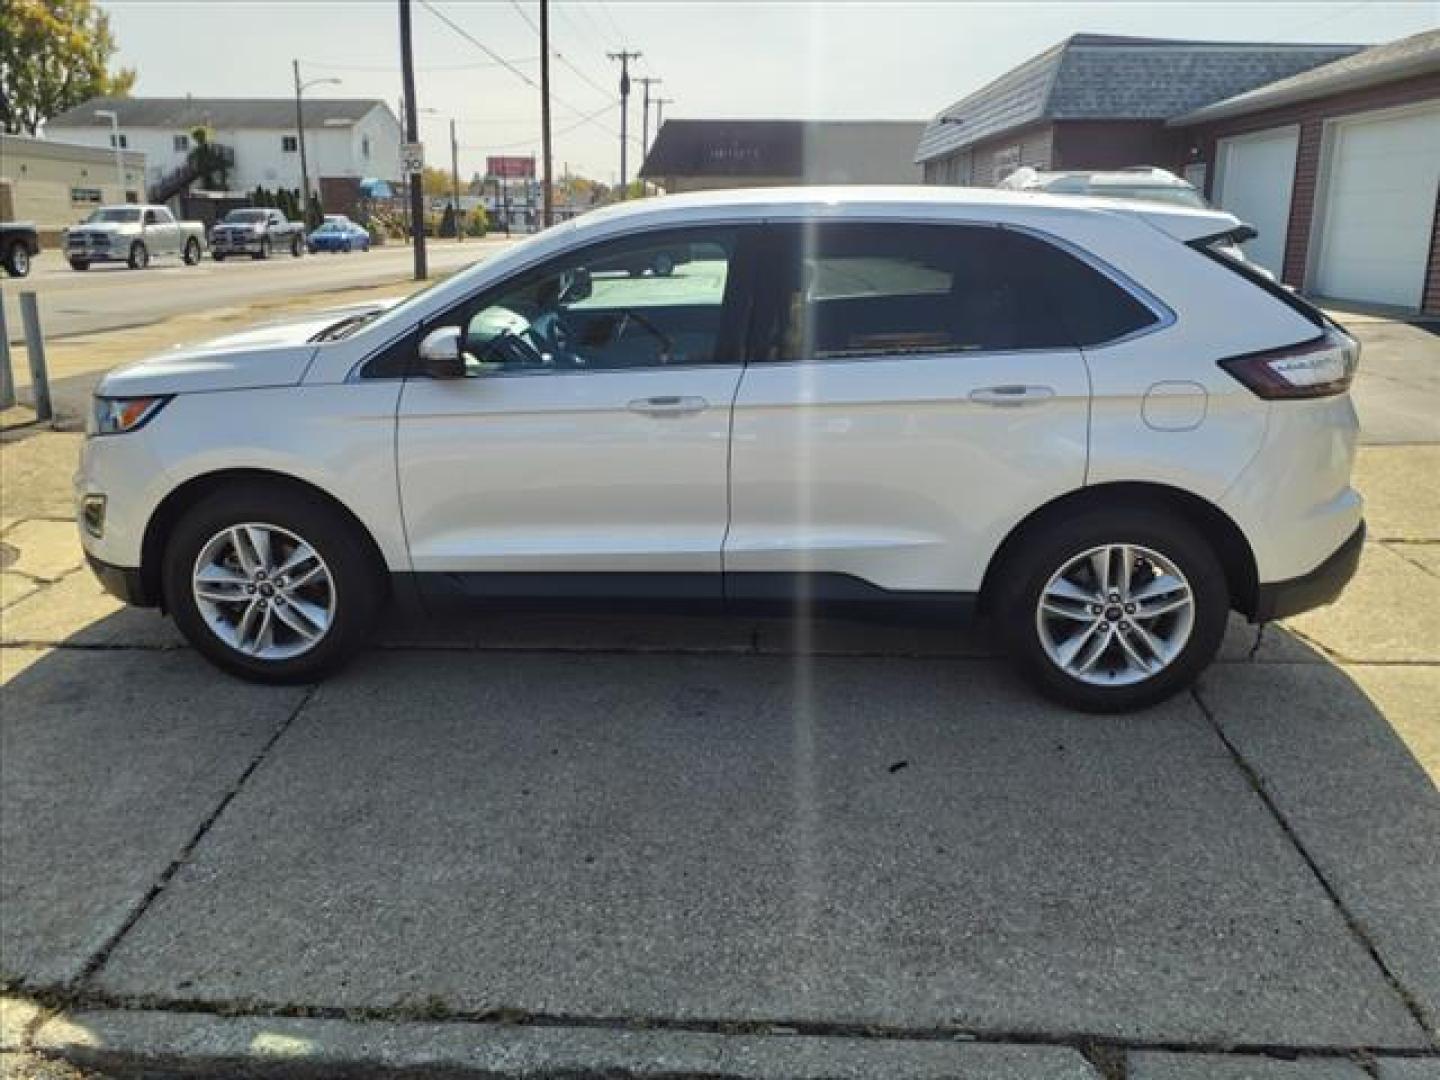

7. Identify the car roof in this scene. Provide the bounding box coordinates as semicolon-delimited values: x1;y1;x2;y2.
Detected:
572;184;1235;244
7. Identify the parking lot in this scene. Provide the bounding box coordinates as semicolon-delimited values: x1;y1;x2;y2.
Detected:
1;313;1437;1078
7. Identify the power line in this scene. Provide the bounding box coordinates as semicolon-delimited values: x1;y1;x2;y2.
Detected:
298;56;537;73
459;103;618;151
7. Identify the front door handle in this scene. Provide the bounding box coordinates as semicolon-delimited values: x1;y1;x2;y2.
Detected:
628;395;708;417
969;384;1056;407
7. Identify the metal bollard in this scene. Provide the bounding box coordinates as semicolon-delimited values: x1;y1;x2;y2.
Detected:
19;292;53;423
0;299;14;411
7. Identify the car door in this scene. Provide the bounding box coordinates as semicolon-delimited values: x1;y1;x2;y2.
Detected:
395;224;756;599
725;220;1108;600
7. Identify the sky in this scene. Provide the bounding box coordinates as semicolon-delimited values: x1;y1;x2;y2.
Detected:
102;1;1439;183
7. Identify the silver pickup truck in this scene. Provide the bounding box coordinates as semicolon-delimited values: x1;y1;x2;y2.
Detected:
65;204;207;271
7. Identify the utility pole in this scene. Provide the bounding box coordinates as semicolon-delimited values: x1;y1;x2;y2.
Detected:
638;77;661;159
398;0;427;279
654;96;674;132
450;117;462;242
540;0;554;228
607;50;640;199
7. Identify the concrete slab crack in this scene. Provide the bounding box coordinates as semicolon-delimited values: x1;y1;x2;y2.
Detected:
1190;687;1434;1042
69;685;320;993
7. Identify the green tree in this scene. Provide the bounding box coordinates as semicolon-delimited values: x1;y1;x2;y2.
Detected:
1;0;137;135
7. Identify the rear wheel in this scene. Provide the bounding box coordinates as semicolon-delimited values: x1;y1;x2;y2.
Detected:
290;234;303;257
651;251;675;277
162;484;385;683
69;259;90;272
993;507;1228;712
213;252;226;262
127;241;149;270
256;236;272;260
183;238;201;265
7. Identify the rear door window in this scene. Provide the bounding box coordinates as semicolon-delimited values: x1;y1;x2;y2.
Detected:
755;223;1158;359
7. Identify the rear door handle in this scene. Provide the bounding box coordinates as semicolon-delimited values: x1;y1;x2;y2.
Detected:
969;385;1056;407
628;395;709;417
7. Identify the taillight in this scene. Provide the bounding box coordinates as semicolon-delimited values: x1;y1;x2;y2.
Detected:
1218;327;1359;400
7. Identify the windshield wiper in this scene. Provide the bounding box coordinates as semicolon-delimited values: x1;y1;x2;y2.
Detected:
310;310;382;343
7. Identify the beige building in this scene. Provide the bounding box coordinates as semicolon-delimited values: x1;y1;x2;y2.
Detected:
639;120;926;192
0;133;147;239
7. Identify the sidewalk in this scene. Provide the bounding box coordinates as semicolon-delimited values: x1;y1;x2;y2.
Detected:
2;316;1437;1078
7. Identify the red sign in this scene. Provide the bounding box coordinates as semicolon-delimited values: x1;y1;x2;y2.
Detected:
487;155;536;179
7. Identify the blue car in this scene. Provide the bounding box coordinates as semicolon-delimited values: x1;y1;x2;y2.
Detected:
307;217;371;253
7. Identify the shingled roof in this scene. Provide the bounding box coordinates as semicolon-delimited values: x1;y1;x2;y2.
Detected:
46;96;391;130
915;34;1361;164
1170;28;1440;126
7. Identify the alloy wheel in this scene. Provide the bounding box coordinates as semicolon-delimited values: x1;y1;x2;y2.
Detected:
1035;543;1195;687
191;523;336;660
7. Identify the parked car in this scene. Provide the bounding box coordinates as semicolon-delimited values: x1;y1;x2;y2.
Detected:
306;217;371;253
999;166;1209;208
65;205;206;271
0;222;40;277
210;208;306;260
1001;167;1272;275
75;187;1363;711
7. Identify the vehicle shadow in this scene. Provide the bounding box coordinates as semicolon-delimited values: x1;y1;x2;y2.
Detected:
2;605;1437;1054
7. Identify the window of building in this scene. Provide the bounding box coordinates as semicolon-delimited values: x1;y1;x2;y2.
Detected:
282;135;299;153
71;187;103;205
109;133;127;149
173;134;189;152
760;223;1156;360
362;135;371;159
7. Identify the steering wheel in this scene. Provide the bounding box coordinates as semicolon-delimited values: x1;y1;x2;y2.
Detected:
610;307;674;362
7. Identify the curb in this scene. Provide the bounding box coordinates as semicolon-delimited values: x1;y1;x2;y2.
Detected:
26;1007;1103;1079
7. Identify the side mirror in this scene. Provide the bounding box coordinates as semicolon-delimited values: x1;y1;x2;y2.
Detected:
418;326;466;379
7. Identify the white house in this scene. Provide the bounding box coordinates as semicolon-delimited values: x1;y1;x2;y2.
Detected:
44;96;401;199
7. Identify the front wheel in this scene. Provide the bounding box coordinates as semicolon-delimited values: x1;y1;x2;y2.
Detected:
4;241;31;277
183;238;201;265
127;241;149;270
69;258;90;272
256;237;272;261
162;484;385;683
290;235;303;257
994;508;1228;713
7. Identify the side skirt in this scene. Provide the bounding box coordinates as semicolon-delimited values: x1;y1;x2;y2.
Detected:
397;571;977;624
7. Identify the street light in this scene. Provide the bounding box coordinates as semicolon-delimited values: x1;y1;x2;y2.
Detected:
293;62;341;227
93;109;126;200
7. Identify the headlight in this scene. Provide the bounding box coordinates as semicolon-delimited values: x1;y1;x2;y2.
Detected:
90;395;170;436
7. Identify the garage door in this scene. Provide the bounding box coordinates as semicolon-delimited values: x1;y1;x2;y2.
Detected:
1215;126;1299;277
1313;103;1440;310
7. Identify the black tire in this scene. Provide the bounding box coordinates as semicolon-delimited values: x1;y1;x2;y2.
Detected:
256;236;272;260
651;251;675;277
183;238;201;266
69;259;90;272
4;240;31;278
992;506;1229;713
162;483;386;684
290;234;303;257
127;241;149;270
213;252;226;262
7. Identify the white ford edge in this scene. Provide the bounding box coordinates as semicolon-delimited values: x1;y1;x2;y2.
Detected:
76;187;1364;711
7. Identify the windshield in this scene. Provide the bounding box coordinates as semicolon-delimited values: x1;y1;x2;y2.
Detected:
317;222;345;232
85;207;141;223
1085;184;1209;209
223;210;268;223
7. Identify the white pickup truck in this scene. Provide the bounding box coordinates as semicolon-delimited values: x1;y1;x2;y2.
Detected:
65;204;207;271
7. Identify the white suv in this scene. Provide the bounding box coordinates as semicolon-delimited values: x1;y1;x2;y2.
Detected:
76;187;1363;711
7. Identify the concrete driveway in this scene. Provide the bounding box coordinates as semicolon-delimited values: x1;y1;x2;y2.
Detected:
1;317;1437;1078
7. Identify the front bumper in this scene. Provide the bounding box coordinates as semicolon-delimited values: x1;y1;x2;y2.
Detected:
1253;521;1365;622
86;553;156;607
211;237;265;254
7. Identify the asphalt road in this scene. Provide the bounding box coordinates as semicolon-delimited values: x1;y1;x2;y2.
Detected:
1;237;515;342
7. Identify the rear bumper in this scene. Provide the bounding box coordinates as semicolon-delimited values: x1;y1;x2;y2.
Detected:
86;554;156;608
1253;521;1364;622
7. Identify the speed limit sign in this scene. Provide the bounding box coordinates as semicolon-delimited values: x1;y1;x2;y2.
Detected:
400;142;425;173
